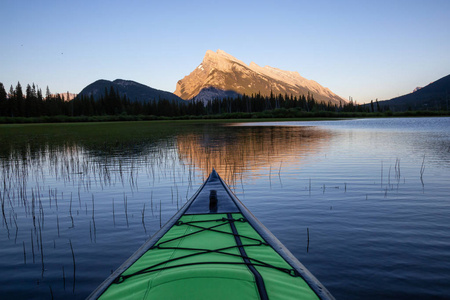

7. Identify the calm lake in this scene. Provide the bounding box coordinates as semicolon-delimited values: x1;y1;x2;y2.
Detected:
1;117;449;299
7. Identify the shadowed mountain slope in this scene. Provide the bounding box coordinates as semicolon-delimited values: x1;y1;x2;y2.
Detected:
378;74;450;111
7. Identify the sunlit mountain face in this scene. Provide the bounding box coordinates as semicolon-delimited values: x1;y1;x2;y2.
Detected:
175;49;346;105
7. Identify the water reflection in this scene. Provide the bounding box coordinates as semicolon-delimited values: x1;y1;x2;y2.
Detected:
177;125;332;182
1;124;333;188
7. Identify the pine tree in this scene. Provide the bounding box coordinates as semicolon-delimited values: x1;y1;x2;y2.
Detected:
16;82;23;100
16;82;25;116
37;88;43;101
25;84;33;117
46;86;51;99
32;83;37;98
0;82;7;116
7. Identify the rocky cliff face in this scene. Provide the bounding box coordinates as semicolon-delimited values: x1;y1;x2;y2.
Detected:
175;50;346;105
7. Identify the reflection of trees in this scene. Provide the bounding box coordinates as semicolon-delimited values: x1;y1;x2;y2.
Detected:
0;131;165;163
176;125;332;183
0;123;194;297
0;123;186;200
0;123;332;189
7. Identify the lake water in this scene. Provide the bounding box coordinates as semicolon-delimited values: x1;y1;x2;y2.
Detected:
1;117;449;299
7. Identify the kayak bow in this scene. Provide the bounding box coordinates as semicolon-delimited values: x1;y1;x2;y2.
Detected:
88;169;334;300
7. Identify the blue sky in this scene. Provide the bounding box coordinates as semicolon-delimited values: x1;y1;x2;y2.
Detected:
1;0;449;103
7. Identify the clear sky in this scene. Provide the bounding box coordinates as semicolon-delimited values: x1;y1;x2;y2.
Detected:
1;0;449;103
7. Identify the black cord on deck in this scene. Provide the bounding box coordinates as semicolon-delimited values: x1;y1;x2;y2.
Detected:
113;216;299;285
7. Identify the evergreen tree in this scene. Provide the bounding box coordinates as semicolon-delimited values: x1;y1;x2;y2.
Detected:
0;83;7;116
7;85;15;117
26;84;32;99
25;84;33;117
16;82;23;100
15;82;25;116
32;83;37;98
46;86;51;99
37;88;43;101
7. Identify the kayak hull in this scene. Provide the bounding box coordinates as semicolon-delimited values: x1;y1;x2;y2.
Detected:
88;170;334;300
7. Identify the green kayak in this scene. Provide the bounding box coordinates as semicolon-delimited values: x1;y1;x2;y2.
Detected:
88;170;334;299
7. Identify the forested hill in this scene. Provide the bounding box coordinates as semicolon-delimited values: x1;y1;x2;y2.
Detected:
78;79;185;103
378;74;450;111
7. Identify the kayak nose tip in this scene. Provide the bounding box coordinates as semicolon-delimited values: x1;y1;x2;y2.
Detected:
209;190;218;212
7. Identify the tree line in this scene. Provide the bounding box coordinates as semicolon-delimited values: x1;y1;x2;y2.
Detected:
1;81;383;120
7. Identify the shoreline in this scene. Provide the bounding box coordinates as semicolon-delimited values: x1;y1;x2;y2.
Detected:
0;110;449;125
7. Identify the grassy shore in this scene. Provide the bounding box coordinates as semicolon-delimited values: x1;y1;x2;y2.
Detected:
0;109;449;125
0;120;181;142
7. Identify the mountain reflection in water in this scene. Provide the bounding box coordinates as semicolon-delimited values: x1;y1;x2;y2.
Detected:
177;126;331;182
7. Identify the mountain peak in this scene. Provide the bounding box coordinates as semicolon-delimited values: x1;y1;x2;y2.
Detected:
202;49;247;68
216;49;240;61
175;50;345;105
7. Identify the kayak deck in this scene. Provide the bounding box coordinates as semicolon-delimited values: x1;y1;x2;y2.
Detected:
89;170;333;299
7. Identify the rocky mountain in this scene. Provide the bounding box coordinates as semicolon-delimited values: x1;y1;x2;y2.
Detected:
49;92;77;101
174;50;346;105
378;74;450;111
59;93;77;101
192;87;241;103
78;79;184;103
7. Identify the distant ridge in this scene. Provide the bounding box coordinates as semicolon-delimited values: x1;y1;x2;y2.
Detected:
377;74;450;111
51;92;77;101
78;79;184;103
175;49;346;105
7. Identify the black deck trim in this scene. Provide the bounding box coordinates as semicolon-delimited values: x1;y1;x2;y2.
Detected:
228;213;268;300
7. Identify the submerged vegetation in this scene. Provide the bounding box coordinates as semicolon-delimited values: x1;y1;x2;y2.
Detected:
1;81;448;124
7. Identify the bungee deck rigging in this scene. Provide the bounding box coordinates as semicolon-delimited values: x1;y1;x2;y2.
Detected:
88;170;334;300
113;215;300;290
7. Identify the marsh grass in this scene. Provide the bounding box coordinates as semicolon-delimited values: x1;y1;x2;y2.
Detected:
0;120;213;298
